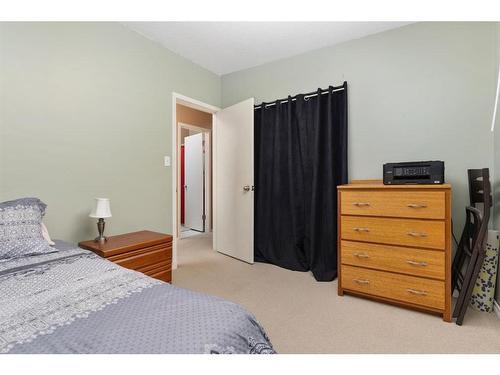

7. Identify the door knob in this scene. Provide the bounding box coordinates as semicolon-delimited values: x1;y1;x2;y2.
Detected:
243;185;251;192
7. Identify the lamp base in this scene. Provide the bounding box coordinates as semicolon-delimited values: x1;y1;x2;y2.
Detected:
94;235;107;243
93;218;108;243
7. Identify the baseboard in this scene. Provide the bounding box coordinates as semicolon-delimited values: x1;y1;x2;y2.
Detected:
494;299;500;320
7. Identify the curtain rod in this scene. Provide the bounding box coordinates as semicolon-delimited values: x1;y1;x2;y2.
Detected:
254;84;346;110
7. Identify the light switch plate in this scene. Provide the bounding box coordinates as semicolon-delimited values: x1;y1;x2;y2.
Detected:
164;156;171;167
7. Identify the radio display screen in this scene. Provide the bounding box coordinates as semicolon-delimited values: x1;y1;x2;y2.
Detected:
394;166;431;179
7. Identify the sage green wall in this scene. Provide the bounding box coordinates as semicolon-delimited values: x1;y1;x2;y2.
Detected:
222;22;497;254
0;22;221;243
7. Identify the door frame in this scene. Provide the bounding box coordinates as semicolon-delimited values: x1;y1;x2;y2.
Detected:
172;93;219;270
178;122;212;235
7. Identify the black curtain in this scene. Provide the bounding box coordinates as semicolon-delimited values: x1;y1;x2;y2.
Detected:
254;82;348;281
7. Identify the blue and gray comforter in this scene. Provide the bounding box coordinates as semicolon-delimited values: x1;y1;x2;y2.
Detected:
0;242;275;354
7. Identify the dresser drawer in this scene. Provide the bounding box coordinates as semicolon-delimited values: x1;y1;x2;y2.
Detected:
138;263;172;283
148;269;171;283
341;216;445;250
110;244;172;270
341;265;445;310
341;240;445;279
341;190;445;219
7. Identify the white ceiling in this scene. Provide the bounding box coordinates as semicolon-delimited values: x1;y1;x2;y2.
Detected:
123;22;412;76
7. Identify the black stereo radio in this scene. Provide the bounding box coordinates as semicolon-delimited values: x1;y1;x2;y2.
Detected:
383;161;445;185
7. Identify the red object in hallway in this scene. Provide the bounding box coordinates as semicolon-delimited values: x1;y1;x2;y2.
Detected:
181;145;185;224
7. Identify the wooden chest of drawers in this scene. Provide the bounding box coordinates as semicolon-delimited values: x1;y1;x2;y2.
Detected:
79;230;173;283
337;181;451;321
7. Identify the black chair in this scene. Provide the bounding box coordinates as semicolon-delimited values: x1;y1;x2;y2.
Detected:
451;168;491;325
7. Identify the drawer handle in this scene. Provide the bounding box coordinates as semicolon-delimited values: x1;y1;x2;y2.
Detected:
353;252;370;258
354;279;370;285
407;231;428;237
352;202;370;207
353;227;370;232
406;288;428;296
407;203;428;209
406;259;428;267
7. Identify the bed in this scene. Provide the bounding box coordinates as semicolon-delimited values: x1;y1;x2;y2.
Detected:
0;199;275;354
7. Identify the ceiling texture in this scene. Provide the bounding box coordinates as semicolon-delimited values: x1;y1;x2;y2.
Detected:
123;22;412;76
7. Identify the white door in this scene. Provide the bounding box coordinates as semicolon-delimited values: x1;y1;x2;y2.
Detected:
215;98;254;263
184;132;205;232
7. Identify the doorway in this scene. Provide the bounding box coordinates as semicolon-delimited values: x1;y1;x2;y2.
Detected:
172;93;254;270
179;122;211;238
176;105;213;239
172;94;219;269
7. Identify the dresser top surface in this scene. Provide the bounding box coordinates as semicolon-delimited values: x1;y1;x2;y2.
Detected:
338;180;451;190
79;230;172;256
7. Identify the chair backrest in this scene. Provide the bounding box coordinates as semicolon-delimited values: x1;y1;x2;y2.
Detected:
466;206;483;253
467;168;492;224
467;168;491;253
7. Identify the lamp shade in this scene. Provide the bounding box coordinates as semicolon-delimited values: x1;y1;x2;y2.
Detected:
89;198;112;218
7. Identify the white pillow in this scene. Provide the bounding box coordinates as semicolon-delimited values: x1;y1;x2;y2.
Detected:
41;222;55;246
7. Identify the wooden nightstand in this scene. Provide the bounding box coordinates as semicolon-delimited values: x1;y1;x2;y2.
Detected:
79;230;173;283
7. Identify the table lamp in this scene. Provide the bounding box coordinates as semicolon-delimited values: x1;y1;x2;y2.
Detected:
89;198;112;242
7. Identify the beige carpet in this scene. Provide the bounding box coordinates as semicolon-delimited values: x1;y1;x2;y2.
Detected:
173;233;500;354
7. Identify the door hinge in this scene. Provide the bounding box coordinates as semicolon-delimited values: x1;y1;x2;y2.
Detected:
202;214;206;221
